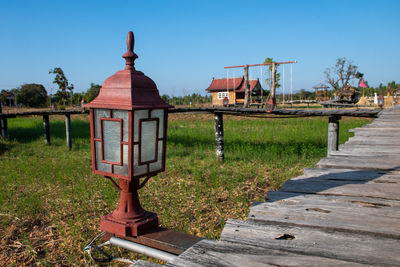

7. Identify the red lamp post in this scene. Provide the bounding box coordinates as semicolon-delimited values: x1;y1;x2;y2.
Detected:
85;31;172;237
378;92;384;110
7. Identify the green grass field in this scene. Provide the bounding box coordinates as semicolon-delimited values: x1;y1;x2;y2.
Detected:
0;113;372;265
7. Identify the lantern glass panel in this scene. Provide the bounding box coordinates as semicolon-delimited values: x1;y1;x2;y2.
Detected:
114;144;129;175
103;120;121;163
149;140;163;172
151;109;164;138
140;120;158;163
95;141;111;172
134;110;148;142
134;144;147;176
113;110;129;142
94;109;109;138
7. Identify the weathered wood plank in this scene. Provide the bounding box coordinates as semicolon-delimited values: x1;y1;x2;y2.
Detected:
296;168;400;183
338;144;400;152
168;239;367;267
220;219;400;266
330;150;400;156
344;140;400;146
279;175;400;200
130;260;163;267
316;156;400;170
301;168;400;182
248;199;400;238
347;136;400;142
266;190;400;208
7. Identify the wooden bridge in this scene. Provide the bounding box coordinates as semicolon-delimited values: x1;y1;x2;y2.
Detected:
131;106;400;266
2;106;398;266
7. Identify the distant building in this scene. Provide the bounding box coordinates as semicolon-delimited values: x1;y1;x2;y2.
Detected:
0;91;16;107
206;77;264;106
334;84;360;102
312;84;330;102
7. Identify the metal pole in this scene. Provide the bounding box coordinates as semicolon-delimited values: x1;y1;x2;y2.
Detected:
109;237;177;263
65;114;72;150
327;115;340;156
214;112;224;162
43;114;50;145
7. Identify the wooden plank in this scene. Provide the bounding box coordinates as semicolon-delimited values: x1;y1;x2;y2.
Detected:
168;239;367;267
352;131;399;137
297;168;400;183
221;219;400;266
266;190;400;208
279;174;400;200
338;144;400;152
330;150;400;156
130;260;163;267
249;198;400;238
316;156;400;170
350;127;400;133
347;136;400;142
301;168;400;182
344;139;400;146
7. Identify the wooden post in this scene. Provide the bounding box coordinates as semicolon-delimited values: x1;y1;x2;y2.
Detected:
65;114;72;150
271;63;277;102
0;103;3;138
243;65;250;108
214;112;224;162
43;114;50;145
327;115;340;156
1;116;8;140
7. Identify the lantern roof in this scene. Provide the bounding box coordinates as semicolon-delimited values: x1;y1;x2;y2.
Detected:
85;31;172;110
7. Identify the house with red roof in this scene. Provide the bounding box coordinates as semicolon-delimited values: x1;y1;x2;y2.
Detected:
206;77;264;106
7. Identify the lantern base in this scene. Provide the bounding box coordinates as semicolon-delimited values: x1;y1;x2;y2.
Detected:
100;211;158;237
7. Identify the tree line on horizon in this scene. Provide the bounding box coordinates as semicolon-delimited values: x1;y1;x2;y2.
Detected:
1;59;399;108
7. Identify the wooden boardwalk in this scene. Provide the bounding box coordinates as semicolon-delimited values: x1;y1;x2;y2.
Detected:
133;106;400;267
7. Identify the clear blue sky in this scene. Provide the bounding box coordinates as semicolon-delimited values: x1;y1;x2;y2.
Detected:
0;0;399;96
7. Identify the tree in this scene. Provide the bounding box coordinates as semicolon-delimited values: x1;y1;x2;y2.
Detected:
18;84;48;107
49;67;74;105
324;57;362;91
84;83;101;102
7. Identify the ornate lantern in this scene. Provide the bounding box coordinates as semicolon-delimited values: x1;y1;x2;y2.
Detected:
85;31;172;237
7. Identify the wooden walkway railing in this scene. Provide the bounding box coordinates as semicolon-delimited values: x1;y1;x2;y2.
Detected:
159;105;400;267
0;108;381;157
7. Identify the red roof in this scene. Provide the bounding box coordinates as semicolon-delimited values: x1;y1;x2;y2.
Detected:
206;77;260;92
236;79;260;93
206;77;243;91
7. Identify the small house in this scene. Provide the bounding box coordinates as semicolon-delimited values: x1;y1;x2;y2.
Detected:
206;77;264;106
313;84;329;101
0;91;16;107
335;84;360;102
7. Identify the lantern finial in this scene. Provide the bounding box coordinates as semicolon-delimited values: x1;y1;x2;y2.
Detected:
122;31;138;71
